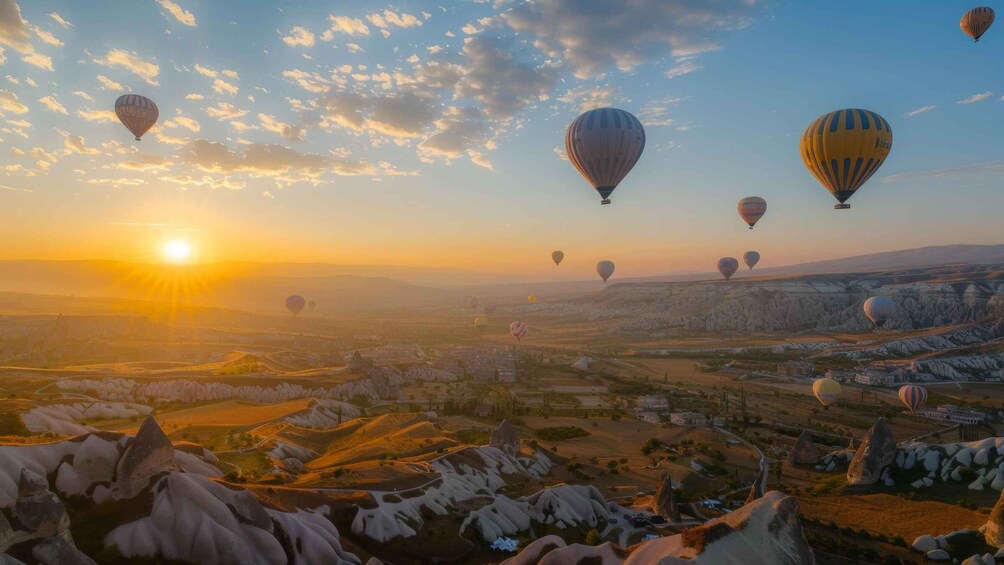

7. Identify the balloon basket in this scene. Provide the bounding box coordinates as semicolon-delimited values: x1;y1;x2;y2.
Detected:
600;199;611;205
834;204;850;210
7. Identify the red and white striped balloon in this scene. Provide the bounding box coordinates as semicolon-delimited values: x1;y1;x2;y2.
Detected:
509;321;528;341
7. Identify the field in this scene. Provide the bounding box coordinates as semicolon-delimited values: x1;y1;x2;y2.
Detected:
106;398;313;433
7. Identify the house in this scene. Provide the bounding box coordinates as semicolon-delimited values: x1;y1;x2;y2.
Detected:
918;404;988;425
636;411;660;424
777;361;815;378
472;404;492;417
854;369;894;386
638;395;669;411
670;412;707;427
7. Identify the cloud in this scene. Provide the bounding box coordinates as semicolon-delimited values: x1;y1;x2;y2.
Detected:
881;160;1004;184
21;51;52;71
114;154;170;171
664;57;703;79
48;12;72;28
346;43;364;53
318;91;436;139
86;177;145;187
205;102;247;119
0;0;33;54
258;113;305;141
557;85;624;112
30;25;62;47
503;0;756;78
157;0;197;27
957;91;993;105
366;10;423;30
38;95;66;114
904;105;936;117
72;90;92;100
282;69;332;93
321;15;370;40
180;139;376;182
94;49;160;86
97;74;124;90
212;78;238;96
418;109;493;168
282;26;315;47
159;174;244;190
452;36;557;119
194;64;217;78
0;89;28;113
637;96;685;126
185;93;204;100
171;115;200;133
63;133;100;154
76;109;117;123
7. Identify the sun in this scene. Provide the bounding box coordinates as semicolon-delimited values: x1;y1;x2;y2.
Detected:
163;240;192;263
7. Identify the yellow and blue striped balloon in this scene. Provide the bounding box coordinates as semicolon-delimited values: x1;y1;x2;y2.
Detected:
898;384;927;413
800;109;892;209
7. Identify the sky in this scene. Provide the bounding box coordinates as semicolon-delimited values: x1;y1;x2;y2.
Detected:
0;0;1003;281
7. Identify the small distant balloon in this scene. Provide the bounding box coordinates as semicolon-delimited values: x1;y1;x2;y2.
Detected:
800;109;892;209
597;260;615;283
961;7;995;41
565;108;646;205
470;297;480;310
738;197;767;229
510;321;528;342
308;300;317;310
552;251;564;266
115;94;159;141
285;295;306;316
898;385;928;413
812;378;841;408
717;257;739;281
528;294;537;305
743;251;760;270
863;296;896;327
484;305;497;316
474;316;489;333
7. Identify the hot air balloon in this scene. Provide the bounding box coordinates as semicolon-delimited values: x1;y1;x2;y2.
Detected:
565;108;646;205
285;295;305;316
597;260;615;283
961;7;995;41
474;316;489;333
510;321;528;341
800;109;892;209
308;300;317;310
484;305;497;316
718;257;739;281
812;378;842;408
898;385;928;413
743;251;760;270
528;294;537;305
863;296;896;328
552;251;564;266
470;297;480;310
738;197;767;229
115;94;159;141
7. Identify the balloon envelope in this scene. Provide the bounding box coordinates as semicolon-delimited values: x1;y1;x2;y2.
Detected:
961;7;995;41
743;251;760;270
812;378;841;407
596;260;615;282
718;257;739;281
552;251;564;266
285;295;306;316
307;300;317;310
474;317;489;332
898;385;928;413
509;321;528;341
738;197;767;229
800;109;892;209
115;94;159;141
863;296;896;327
565;108;646;204
528;294;536;305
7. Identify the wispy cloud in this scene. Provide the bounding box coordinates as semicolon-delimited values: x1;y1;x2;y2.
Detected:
882;160;1004;184
94;49;160;86
904;105;936;117
156;0;197;27
957;91;993;105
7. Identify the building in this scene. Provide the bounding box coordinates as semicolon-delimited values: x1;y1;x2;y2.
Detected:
638;395;669;411
670;412;707;427
824;369;856;383
854;369;894;387
777;361;815;378
636;411;661;424
918;404;988;425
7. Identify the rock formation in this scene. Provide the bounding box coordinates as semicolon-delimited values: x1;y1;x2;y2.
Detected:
114;416;177;498
13;469;69;536
847;418;897;485
652;472;679;521
788;430;818;467
985;486;1004;545
490;419;520;454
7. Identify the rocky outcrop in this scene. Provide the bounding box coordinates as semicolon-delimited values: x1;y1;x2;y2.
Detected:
788;430;818;467
114;416;177;499
653;472;679;520
285;400;362;429
13;469;69;536
847;418;897;485
490;420;520;454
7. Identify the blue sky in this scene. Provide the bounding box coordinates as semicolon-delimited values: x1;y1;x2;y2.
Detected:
0;0;1002;279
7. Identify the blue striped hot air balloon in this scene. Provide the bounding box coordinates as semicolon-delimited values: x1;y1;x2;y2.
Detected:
565;108;646;205
898;385;928;413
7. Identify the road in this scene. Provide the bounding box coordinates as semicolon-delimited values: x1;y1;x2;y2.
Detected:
714;426;768;496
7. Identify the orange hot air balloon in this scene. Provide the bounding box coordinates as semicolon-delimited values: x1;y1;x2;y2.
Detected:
115;94;159;141
961;7;995;42
552;251;564;266
565;108;646;205
737;197;767;229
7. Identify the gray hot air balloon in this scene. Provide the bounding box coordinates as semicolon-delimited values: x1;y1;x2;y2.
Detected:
743;251;760;270
863;296;896;327
565;108;646;205
597;260;615;282
552;250;564;266
285;295;306;316
717;258;739;281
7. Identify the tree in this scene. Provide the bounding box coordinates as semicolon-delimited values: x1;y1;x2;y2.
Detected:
585;529;601;546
